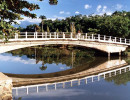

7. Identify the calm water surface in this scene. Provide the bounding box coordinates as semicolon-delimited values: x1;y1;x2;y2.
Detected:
13;78;130;100
0;45;130;100
0;45;96;74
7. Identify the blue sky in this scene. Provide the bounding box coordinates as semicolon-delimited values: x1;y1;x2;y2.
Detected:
16;0;130;27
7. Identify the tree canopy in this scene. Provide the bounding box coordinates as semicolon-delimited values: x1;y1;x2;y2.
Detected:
21;11;130;38
0;0;58;40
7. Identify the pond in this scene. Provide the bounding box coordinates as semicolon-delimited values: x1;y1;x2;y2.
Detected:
0;45;129;100
0;45;97;75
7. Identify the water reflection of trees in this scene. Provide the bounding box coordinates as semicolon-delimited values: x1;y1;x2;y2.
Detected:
105;71;130;85
8;45;95;69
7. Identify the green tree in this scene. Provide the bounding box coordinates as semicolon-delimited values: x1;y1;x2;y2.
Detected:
47;26;50;32
39;15;46;32
0;0;59;40
0;0;42;39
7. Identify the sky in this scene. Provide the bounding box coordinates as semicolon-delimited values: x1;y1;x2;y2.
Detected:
15;0;130;27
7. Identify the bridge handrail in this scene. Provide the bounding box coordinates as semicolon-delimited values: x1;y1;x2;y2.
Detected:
1;32;130;45
12;64;130;95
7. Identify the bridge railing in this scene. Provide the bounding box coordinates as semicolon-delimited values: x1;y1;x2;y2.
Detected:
12;65;130;95
6;32;130;45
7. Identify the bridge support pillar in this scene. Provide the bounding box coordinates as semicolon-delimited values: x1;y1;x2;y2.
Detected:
119;52;121;56
108;52;110;60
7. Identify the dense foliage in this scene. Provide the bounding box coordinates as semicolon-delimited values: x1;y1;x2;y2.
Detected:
20;11;130;38
0;0;58;41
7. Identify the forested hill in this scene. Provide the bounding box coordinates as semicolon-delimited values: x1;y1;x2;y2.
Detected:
19;11;130;38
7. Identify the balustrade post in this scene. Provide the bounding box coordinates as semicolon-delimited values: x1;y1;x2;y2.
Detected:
63;32;65;39
26;32;27;39
15;33;18;39
50;33;51;38
54;32;56;38
120;38;121;43
109;36;111;42
109;73;111;77
35;32;37;39
34;32;35;38
115;71;116;75
57;32;59;38
45;32;47;38
85;78;87;84
27;87;28;94
16;88;18;96
104;74;105;79
103;35;106;41
92;34;94;40
71;81;73;87
78;80;80;85
125;39;126;44
98;34;100;41
55;83;57;90
46;85;48;91
63;82;65;88
120;69;121;74
115;37;117;43
83;35;84;39
98;75;100;81
37;86;39;93
86;33;87;39
124;68;126;72
92;77;94;82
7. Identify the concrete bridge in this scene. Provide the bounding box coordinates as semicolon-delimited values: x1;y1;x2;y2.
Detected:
0;32;130;56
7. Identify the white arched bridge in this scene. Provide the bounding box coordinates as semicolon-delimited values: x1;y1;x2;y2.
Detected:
0;32;130;56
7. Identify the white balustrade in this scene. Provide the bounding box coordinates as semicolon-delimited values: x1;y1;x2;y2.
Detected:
8;32;130;46
12;65;130;95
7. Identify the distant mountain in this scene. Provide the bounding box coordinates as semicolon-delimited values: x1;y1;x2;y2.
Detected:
13;21;39;28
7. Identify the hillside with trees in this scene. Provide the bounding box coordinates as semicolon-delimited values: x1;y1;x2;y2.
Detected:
20;11;130;38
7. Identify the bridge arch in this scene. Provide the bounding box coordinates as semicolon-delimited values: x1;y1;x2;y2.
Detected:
0;32;129;55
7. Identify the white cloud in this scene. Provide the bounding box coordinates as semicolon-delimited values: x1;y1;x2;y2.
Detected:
98;11;112;16
49;15;65;20
85;4;92;9
96;5;112;16
96;5;102;12
102;6;107;12
59;11;65;14
59;11;70;15
13;89;88;97
106;11;112;15
66;12;70;15
75;11;80;14
0;54;39;64
15;17;41;25
115;4;123;10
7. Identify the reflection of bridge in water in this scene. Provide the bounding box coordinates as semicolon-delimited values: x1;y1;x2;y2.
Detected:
12;62;130;96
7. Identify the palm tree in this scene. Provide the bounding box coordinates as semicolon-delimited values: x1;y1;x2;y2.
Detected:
39;15;46;32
